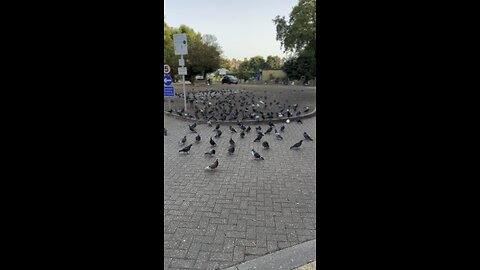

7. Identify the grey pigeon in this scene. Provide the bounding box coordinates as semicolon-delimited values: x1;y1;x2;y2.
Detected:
180;136;186;145
229;138;235;145
262;141;269;149
209;137;216;147
280;125;285;132
214;129;222;138
303;132;314;141
290;140;303;149
228;145;235;155
205;159;219;170
179;144;193;154
253;134;263;142
274;129;283;140
205;149;216;156
229;126;237;133
195;134;201;142
251;149;264;160
240;131;245;138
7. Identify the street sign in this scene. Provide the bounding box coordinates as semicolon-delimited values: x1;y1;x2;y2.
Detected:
164;64;171;74
164;85;175;96
179;58;184;66
173;33;188;55
164;75;172;86
178;67;187;75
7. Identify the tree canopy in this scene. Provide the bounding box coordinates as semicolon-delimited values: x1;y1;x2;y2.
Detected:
273;0;316;80
164;22;222;82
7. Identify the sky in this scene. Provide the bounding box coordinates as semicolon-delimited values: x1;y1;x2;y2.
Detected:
164;0;299;60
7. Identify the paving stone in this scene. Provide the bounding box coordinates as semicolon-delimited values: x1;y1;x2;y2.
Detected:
165;111;316;269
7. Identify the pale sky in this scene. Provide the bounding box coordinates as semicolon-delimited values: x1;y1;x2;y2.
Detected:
164;0;299;60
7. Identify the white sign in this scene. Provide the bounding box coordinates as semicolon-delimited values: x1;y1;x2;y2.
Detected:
164;64;171;74
179;58;185;67
178;67;187;75
173;33;188;55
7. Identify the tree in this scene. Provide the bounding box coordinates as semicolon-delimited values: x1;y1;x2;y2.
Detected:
273;0;316;55
273;0;316;80
265;56;283;70
163;22;223;83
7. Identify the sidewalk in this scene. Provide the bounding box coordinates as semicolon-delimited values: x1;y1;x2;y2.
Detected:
224;239;316;270
294;261;316;270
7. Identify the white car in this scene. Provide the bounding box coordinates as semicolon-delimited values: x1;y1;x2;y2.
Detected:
195;75;204;80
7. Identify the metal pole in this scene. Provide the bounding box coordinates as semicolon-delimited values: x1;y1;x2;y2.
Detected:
182;55;187;113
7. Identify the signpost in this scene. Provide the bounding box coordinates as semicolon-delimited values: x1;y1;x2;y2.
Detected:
164;65;174;110
173;33;188;113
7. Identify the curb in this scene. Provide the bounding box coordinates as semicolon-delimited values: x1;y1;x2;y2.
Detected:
163;108;316;125
224;239;316;270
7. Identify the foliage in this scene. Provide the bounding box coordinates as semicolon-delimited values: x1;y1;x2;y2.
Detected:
164;22;222;82
273;0;316;54
273;0;316;80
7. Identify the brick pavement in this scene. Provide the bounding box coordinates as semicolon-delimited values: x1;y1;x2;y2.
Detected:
164;115;316;270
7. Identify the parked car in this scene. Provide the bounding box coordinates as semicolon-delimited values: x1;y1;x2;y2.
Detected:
221;75;239;84
195;75;204;80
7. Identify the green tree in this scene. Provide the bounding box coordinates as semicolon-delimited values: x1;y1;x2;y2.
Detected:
163;23;223;84
273;0;316;55
273;0;316;80
265;55;283;70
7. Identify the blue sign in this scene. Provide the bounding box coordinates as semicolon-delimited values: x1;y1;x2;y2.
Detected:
164;85;174;96
164;75;172;86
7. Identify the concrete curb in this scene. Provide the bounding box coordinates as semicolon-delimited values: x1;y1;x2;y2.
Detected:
224;239;316;270
163;108;316;125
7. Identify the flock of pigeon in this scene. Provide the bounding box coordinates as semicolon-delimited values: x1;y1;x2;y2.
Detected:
164;119;314;171
165;88;311;122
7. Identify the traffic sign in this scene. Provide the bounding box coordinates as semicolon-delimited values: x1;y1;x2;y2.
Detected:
173;33;188;55
164;64;171;74
164;85;175;96
164;75;172;86
178;67;187;75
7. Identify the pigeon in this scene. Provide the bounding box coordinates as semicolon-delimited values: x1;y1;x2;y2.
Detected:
265;126;273;134
205;149;216;156
251;149;264;160
253;134;263;142
209;137;216;147
280;125;285;132
240;131;245;138
274;130;283;140
214;124;220;131
229;126;237;133
207;120;212;127
228;145;235;154
304;106;310;113
296;119;303;124
290;140;303;149
229;138;235;145
179;144;193;154
195;134;201;142
191;122;197;128
189;124;197;133
205;159;219;170
303;132;314;141
262;141;269;149
286;119;290;124
180;136;187;145
214;129;222;138
245;126;251;133
164;128;167;136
